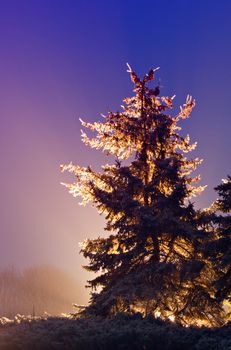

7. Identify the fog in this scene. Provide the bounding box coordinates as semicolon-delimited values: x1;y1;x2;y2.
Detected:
0;265;85;318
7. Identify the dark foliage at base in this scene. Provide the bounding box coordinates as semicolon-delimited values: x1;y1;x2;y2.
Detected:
0;313;231;350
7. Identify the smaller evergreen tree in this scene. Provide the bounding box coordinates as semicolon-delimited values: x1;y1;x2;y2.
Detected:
205;176;231;305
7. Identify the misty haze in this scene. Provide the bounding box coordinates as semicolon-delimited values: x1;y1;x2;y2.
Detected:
0;265;82;318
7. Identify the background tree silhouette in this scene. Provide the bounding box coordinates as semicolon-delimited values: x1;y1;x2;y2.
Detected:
203;176;231;310
62;66;224;326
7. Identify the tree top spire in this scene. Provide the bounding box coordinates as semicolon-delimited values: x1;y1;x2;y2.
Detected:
126;63;160;86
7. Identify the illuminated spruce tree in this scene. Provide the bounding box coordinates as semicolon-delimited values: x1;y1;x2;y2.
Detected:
61;65;224;325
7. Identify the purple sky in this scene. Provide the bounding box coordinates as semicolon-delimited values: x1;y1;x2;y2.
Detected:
0;0;231;304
